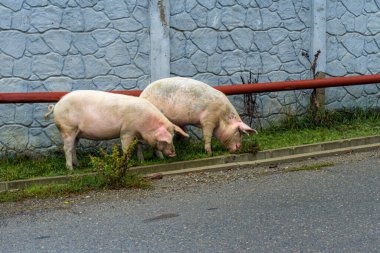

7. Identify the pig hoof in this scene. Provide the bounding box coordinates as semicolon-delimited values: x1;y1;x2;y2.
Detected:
154;150;164;159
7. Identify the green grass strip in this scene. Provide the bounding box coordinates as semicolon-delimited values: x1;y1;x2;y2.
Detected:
1;108;380;182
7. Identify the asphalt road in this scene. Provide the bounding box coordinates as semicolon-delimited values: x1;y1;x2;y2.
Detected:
0;156;379;252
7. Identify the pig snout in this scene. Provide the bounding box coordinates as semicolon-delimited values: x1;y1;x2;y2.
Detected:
163;148;176;157
228;142;241;153
158;143;177;157
167;152;176;157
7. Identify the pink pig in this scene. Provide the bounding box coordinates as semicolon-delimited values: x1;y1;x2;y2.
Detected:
140;77;257;154
45;90;188;170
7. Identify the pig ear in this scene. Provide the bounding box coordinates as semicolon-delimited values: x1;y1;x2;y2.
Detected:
174;125;190;138
155;126;172;143
237;122;258;135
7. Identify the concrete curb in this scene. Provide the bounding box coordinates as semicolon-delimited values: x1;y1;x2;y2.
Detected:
158;142;380;176
0;173;96;193
1;136;380;192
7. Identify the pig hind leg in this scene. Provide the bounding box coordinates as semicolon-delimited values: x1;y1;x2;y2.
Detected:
61;130;79;170
72;138;79;167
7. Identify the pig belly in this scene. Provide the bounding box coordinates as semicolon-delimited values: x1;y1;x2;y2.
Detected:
77;126;120;140
163;108;201;126
76;115;123;140
159;102;205;126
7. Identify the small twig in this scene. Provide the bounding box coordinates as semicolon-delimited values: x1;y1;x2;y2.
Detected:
311;50;321;78
301;51;311;64
241;71;260;127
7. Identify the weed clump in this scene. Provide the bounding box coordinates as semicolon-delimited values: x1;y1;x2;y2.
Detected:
0;143;150;202
235;136;260;154
90;141;150;189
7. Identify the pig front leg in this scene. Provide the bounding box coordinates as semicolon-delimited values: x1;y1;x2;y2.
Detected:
136;143;145;162
121;134;145;162
154;150;164;159
120;134;135;153
136;142;165;162
201;124;215;154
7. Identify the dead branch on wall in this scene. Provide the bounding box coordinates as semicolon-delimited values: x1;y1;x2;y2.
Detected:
303;50;325;125
240;71;261;128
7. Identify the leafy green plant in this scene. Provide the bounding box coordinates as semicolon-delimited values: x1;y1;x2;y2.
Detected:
90;141;150;189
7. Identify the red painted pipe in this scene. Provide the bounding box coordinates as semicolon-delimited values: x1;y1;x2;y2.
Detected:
216;74;380;95
0;90;142;103
0;74;380;103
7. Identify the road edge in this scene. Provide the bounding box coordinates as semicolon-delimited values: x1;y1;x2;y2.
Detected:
1;135;379;192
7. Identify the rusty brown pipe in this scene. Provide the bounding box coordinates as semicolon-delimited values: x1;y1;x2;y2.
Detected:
1;74;380;103
216;74;380;95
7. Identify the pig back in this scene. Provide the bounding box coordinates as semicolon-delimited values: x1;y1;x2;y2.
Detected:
141;77;236;126
53;90;167;139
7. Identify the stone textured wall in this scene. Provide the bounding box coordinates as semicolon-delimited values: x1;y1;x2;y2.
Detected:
325;0;380;110
169;0;313;128
1;0;380;154
169;0;380;128
0;0;150;154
